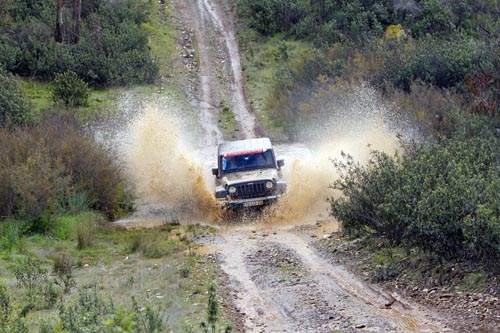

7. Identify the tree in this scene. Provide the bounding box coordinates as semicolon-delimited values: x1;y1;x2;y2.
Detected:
55;0;82;43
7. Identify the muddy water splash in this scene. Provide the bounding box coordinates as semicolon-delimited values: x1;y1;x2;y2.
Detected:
262;85;410;224
119;107;219;222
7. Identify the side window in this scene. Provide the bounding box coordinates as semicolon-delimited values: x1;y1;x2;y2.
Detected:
222;157;228;171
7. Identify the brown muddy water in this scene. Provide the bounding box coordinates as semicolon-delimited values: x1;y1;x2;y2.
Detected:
111;85;409;229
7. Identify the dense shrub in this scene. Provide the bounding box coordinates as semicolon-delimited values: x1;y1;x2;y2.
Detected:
238;0;499;134
387;35;482;91
0;279;29;333
0;111;133;223
0;69;31;127
390;81;463;139
237;0;496;44
52;71;89;107
0;0;157;87
266;46;347;137
330;115;500;269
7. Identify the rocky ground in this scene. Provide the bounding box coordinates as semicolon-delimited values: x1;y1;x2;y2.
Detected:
208;225;450;333
319;232;500;333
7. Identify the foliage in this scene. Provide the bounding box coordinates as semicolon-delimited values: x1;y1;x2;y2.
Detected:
75;215;98;250
390;81;462;139
200;283;219;333
12;256;61;313
206;283;218;333
52;253;75;293
0;281;10;324
132;297;165;333
237;0;497;44
237;0;500;137
0;223;23;253
13;257;48;299
266;46;347;137
0;111;133;223
58;285;167;333
0;224;220;333
52;71;89;107
384;34;482;91
330;115;500;270
0;70;31;128
0;0;157;87
0;280;28;333
59;285;110;333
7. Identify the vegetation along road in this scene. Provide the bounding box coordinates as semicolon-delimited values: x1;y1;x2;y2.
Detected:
1;0;499;332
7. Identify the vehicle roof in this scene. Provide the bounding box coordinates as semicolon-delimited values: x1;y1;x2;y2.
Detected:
218;138;273;156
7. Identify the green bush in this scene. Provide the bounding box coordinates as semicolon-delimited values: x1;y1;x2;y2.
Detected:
0;69;31;128
0;222;23;253
52;71;89;107
59;285;110;333
266;47;346;137
12;256;60;311
0;280;10;322
331;115;500;269
14;257;48;299
53;253;75;293
0;279;29;333
0;37;22;71
373;34;482;92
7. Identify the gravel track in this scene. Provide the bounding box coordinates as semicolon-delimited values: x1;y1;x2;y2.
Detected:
216;227;449;333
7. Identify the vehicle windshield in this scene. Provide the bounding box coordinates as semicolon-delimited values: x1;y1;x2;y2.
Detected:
221;150;275;173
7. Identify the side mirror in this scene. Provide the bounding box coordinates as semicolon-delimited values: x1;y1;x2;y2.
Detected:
212;168;219;176
277;159;285;168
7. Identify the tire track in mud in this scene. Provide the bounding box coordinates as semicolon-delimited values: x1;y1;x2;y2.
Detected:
174;0;223;145
173;0;255;142
217;228;449;333
198;0;255;138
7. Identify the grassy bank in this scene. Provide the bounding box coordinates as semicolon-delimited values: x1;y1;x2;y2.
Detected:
19;79;124;119
141;0;176;79
239;34;311;135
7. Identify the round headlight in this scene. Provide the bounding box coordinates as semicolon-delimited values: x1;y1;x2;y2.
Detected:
228;186;236;194
265;181;274;189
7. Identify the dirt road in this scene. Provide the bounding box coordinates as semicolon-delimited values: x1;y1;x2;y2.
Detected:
172;0;255;143
215;226;447;333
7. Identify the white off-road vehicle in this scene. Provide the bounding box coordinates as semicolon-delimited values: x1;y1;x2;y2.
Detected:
212;138;286;209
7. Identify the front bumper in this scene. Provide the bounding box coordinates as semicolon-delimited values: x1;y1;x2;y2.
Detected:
217;195;280;209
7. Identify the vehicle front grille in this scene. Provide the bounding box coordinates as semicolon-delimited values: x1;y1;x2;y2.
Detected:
231;181;268;199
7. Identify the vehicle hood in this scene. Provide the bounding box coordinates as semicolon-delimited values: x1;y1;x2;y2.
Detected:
221;169;279;186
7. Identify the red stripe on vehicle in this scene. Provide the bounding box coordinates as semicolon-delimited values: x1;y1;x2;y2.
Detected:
222;149;265;157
